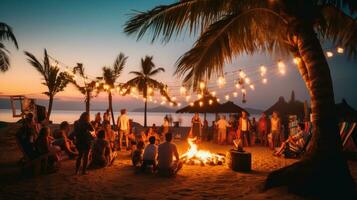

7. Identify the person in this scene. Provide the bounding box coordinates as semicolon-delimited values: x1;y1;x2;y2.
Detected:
141;136;158;172
274;123;310;157
238;111;251;146
73;112;94;175
52;121;78;158
90;130;115;168
16;113;39;159
211;121;217;143
117;109;130;151
250;117;257;145
270;111;281;149
162;116;170;137
202;119;209;141
258;113;269;146
152;123;158;133
216;115;231;144
92;112;102;128
103;121;116;150
147;127;160;144
35;127;61;172
103;112;110;125
227;115;236;144
132;141;144;167
157;133;182;176
191;113;202;138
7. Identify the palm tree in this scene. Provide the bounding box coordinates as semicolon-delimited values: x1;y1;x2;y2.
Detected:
97;53;127;126
123;56;173;127
124;0;357;198
0;22;19;72
70;63;97;115
25;49;71;120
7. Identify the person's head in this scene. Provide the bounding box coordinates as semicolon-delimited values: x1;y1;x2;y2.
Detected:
272;111;278;118
60;121;70;132
165;132;173;142
148;127;153;133
252;117;256;122
121;109;126;115
38;126;50;139
137;141;145;150
261;112;266;117
194;112;199;118
80;112;90;122
25;113;34;123
149;136;156;144
297;123;305;131
103;121;111;130
152;123;156;128
97;130;105;139
242;111;247;118
95;112;101;121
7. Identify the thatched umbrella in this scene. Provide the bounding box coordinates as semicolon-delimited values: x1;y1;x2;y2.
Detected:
217;101;249;115
336;99;357;122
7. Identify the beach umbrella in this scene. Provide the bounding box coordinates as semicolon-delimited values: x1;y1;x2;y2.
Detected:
216;101;249;115
336;99;357;122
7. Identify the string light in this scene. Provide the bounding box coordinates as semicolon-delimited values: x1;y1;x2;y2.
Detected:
199;101;203;107
197;94;202;99
211;91;216;96
199;81;205;90
326;51;334;58
225;95;230;100
217;98;220;102
293;57;301;65
177;103;181;107
190;102;194;106
172;96;177;101
235;83;240;89
239;70;246;78
337;47;344;54
233;92;238;97
277;61;286;75
260;65;267;76
245;77;251;84
185;95;191;102
217;76;226;87
262;78;268;84
241;88;246;94
209;99;213;105
180;86;187;95
249;84;255;90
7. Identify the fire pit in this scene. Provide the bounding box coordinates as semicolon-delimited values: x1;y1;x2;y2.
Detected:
180;137;226;166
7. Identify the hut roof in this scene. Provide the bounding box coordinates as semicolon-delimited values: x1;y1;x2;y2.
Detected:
176;93;221;113
336;99;357;122
217;101;249;115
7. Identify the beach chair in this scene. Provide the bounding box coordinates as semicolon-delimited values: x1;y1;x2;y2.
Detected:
15;135;50;175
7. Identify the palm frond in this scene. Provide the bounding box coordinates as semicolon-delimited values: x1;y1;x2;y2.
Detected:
315;0;357;14
175;10;289;88
0;22;18;48
129;71;143;76
113;53;127;75
0;46;10;72
318;5;357;60
141;56;155;75
148;67;165;76
24;51;46;77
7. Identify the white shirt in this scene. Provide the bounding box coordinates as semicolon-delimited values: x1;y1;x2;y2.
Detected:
241;118;248;131
216;119;229;130
143;144;157;161
118;114;129;131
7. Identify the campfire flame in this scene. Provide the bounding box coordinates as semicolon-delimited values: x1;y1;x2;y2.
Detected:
181;137;225;166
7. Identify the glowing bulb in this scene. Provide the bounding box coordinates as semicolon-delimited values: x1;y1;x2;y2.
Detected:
104;84;109;90
262;78;268;84
131;87;137;93
225;95;230;100
185;95;191;102
217;98;220;102
199;81;205;90
278;61;286;75
326;51;333;58
233;92;238;97
235;83;240;89
161;101;166;105
153;100;158;104
239;70;246;78
241;88;246;94
209;99;213;105
169;102;173;107
172;96;176;101
217;76;226;87
293;57;300;65
147;87;153;94
211;91;216;96
190;102;194;106
199;101;203;107
197;94;202;99
337;47;344;54
249;84;255;90
177;103;181;107
245;77;251;84
180;86;187;95
260;65;267;76
95;82;100;87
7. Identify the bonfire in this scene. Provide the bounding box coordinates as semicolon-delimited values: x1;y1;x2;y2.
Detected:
180;137;226;166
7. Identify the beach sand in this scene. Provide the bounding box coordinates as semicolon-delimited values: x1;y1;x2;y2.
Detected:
0;123;356;200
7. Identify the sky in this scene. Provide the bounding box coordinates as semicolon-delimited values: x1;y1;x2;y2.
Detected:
0;0;356;111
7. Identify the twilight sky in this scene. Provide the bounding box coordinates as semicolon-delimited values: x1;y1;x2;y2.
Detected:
0;0;356;110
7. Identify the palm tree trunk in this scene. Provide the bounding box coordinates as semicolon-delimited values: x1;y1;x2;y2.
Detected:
85;91;90;114
265;26;355;198
144;83;148;127
47;94;54;121
108;91;116;126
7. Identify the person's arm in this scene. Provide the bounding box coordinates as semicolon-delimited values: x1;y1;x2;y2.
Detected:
173;145;180;161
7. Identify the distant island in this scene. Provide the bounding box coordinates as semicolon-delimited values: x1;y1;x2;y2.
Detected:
131;105;177;113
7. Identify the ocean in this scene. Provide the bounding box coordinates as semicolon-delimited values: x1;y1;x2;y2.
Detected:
0;109;260;127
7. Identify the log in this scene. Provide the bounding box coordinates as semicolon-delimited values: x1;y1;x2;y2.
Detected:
229;149;251;172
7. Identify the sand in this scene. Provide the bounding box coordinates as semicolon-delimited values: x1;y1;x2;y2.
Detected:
0;123;356;200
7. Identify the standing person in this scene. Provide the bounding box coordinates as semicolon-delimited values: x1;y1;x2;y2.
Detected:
216;115;230;145
92;112;102;129
162;116;170;137
258;113;269;146
227;115;236;145
191;113;202;138
270;111;282;149
103;121;116;151
117;109;130;151
238;111;251;147
103;112;110;125
202;119;209;141
73;112;94;175
250;117;257;145
157;133;182;176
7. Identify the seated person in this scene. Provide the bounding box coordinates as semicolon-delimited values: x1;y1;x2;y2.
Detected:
147;128;160;145
16;113;39;159
90;130;115;168
141;136;158;172
132;141;144;167
102;121;116;150
53;121;78;157
35;127;61;172
157;133;182;176
274;123;310;157
139;131;148;144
